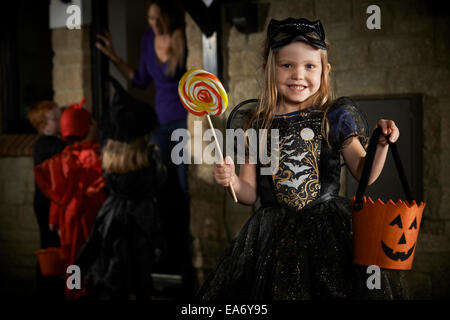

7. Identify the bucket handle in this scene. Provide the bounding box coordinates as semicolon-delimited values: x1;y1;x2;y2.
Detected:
353;126;414;211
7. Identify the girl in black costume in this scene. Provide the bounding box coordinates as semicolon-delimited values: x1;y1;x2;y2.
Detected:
75;78;166;299
198;18;406;300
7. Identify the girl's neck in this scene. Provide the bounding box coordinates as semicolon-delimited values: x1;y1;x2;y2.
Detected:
275;101;311;115
275;95;316;115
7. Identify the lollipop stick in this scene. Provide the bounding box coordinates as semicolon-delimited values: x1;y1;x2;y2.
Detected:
206;114;238;203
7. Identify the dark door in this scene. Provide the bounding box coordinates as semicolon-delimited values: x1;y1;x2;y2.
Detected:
345;95;423;203
90;0;109;126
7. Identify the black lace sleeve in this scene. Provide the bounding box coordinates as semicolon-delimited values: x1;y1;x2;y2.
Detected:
327;97;369;150
226;99;259;164
226;99;259;131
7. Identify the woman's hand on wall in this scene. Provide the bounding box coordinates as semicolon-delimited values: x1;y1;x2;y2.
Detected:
95;30;120;63
96;30;135;81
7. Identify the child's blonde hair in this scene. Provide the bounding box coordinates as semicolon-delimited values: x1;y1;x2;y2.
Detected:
102;136;154;174
28;101;58;133
249;36;334;142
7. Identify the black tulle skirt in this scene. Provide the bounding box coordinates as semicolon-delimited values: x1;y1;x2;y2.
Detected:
75;196;165;299
197;197;408;300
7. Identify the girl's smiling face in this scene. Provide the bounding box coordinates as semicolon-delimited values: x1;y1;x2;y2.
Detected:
275;41;324;112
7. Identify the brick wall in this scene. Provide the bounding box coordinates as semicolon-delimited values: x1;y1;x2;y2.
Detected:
186;0;450;298
52;27;92;109
185;14;229;285
0;157;38;296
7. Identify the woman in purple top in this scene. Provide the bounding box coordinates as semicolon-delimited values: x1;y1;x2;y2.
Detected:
95;0;195;296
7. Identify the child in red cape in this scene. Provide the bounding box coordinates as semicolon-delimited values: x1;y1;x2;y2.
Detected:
34;98;106;299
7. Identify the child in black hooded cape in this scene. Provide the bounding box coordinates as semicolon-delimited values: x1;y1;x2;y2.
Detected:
75;77;166;299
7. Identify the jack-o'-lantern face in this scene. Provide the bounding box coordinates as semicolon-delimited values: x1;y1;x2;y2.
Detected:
381;213;418;261
352;197;425;270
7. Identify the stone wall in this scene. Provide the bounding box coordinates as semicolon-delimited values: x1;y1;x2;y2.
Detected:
52;27;92;110
186;0;450;299
185;14;229;285
0;157;37;296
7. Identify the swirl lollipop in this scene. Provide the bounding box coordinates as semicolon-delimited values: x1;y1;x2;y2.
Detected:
178;69;228;116
178;69;237;203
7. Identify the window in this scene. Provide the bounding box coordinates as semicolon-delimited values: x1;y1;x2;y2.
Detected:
1;0;53;134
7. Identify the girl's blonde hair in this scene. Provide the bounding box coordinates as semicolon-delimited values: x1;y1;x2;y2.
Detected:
102;136;153;174
248;36;334;142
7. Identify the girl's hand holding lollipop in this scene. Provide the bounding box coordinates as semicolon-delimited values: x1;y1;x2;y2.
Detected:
178;69;238;203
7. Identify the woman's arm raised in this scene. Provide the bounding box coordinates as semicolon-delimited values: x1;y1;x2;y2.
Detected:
96;31;135;81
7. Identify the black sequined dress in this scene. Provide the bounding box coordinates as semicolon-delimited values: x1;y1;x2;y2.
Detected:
197;97;407;300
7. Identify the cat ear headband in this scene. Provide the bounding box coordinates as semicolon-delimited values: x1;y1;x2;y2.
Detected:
268;17;327;51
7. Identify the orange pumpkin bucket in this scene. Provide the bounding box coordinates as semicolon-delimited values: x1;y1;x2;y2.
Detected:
35;247;66;277
352;127;425;270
